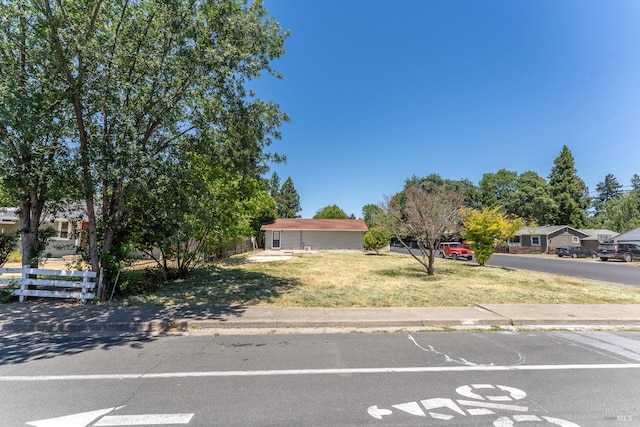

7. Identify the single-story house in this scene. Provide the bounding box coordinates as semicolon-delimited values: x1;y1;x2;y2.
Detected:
0;206;87;257
612;226;640;244
509;226;618;254
260;218;368;251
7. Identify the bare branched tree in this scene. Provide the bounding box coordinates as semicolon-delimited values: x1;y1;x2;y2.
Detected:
381;185;464;275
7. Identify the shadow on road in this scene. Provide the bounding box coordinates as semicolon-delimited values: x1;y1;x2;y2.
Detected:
0;303;247;365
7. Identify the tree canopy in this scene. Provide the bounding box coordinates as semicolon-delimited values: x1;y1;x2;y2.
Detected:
313;204;349;219
0;0;289;298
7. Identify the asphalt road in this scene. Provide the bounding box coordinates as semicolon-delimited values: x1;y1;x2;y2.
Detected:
1;331;639;426
392;247;640;287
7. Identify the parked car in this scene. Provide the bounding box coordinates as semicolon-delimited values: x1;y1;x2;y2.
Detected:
596;242;640;262
439;242;473;261
555;245;595;258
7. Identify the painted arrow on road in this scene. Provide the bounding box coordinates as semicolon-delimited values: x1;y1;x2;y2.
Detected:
26;406;193;427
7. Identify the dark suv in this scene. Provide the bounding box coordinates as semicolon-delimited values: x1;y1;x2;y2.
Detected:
596;242;640;262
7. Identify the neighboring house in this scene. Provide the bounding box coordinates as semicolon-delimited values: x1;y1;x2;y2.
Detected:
612;226;640;244
0;206;87;257
578;229;619;251
509;226;618;254
261;218;368;251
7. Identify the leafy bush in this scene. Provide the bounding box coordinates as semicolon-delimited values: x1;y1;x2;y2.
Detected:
363;227;391;254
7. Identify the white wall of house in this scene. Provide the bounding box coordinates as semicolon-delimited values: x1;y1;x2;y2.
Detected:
264;230;365;251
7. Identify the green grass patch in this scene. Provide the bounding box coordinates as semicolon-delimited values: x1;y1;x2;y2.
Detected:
119;251;640;307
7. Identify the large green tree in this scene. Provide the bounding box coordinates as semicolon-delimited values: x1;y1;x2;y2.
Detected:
0;3;74;266
275;177;301;218
478;169;518;210
548;146;590;227
313;204;349;219
509;171;556;225
592;189;640;233
405;174;481;209
3;0;289;297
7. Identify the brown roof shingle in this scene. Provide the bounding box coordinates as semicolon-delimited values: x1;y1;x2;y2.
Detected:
260;218;368;232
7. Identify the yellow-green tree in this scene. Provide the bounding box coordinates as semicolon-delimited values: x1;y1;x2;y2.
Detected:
461;207;525;266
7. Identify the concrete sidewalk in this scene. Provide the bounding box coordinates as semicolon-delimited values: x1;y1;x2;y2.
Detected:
1;303;639;333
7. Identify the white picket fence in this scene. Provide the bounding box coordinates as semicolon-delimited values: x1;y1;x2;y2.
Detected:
0;266;97;304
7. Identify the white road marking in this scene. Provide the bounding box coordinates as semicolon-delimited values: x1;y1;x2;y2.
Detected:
457;399;529;412
26;407;124;427
94;413;193;426
2;363;640;382
391;402;425;417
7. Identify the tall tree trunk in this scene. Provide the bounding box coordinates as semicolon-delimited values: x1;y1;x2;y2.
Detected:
18;196;45;268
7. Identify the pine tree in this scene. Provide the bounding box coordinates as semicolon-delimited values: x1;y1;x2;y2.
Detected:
275;177;301;218
269;172;280;198
548;146;590;227
593;173;623;215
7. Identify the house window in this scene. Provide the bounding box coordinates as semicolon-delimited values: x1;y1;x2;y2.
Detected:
572;236;579;244
59;221;70;239
531;236;540;246
272;231;281;249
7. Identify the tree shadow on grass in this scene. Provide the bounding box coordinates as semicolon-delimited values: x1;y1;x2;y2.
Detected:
132;264;301;306
374;265;431;279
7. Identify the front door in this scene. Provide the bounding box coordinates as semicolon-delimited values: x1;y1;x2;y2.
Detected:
272;231;281;249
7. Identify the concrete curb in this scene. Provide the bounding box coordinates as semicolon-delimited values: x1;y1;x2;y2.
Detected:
1;304;639;333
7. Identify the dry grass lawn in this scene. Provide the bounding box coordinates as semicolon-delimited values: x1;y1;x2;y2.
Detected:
121;251;640;307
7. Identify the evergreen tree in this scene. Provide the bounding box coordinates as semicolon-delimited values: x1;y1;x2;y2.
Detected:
269;172;280;198
276;177;301;218
631;174;640;191
548;146;590;227
593;173;623;215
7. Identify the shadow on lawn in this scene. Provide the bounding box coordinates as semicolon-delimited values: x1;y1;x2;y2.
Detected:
150;264;301;306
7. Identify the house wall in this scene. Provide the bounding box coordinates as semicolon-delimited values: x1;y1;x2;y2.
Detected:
264;230;364;251
548;231;582;251
1;220;83;258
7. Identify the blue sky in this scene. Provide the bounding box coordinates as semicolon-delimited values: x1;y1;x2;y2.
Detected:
254;0;640;218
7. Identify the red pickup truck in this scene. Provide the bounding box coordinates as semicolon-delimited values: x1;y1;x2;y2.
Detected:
439;242;473;261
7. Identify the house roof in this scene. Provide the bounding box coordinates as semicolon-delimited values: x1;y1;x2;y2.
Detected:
516;225;588;237
578;229;619;241
261;218;368;232
613;226;640;242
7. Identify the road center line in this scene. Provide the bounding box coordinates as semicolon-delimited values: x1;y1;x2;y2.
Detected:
2;363;640;382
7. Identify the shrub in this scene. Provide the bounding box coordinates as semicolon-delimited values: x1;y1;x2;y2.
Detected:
364;227;391;254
